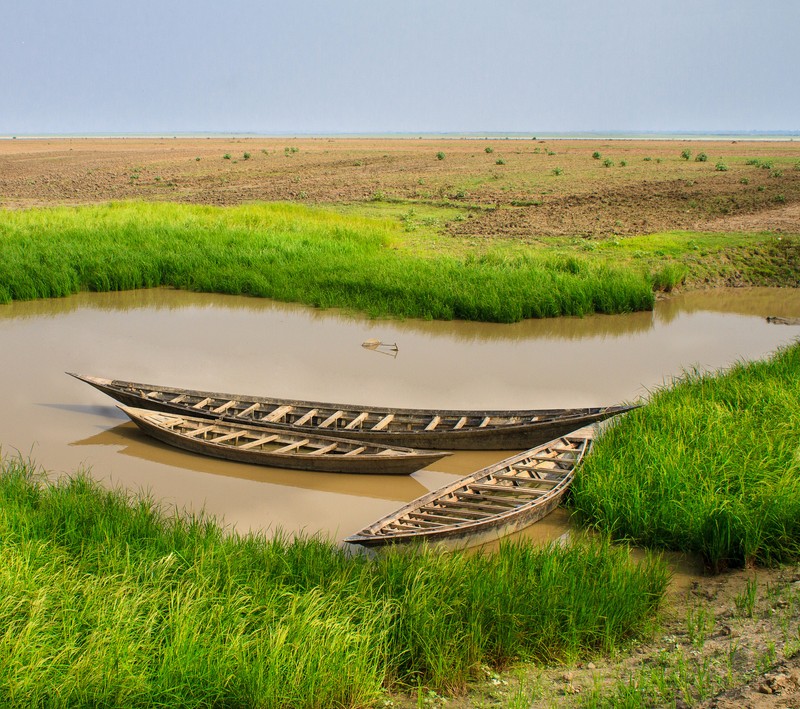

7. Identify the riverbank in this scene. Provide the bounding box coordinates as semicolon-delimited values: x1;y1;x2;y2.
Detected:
1;201;798;324
0;458;667;706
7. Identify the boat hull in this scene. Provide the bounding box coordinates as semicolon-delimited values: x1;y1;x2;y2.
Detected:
121;407;449;475
345;430;594;548
70;373;634;450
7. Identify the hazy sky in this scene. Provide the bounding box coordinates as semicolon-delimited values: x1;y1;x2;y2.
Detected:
2;0;798;135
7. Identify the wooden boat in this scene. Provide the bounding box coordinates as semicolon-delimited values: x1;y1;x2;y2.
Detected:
118;406;450;475
344;429;594;548
68;373;635;450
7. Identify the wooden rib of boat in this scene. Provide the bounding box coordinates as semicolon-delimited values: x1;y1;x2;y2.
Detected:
344;429;594;548
118;406;450;475
68;373;635;450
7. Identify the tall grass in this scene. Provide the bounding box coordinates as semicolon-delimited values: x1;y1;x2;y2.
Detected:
0;458;669;705
571;342;800;571
0;202;655;322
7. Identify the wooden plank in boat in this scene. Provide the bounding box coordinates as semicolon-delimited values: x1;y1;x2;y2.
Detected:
470;483;549;497
239;434;281;450
211;430;244;444
422;500;491;517
273;439;311;454
424;416;441;431
371;413;394;431
169;394;187;404
318;410;344;428
478;416;491;428
343;446;367;456
307;442;339;456
185;423;218;438
262;405;294;423
408;510;472;524
293;408;318;426
345;412;370;430
453;416;468;430
192;397;213;410
239;402;260;417
493;472;559;485
453;491;520;507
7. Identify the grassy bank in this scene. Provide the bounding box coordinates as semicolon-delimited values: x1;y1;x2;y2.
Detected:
0;458;669;706
0;201;661;322
571;341;800;571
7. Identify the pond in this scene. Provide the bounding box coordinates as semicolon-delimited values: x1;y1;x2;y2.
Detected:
1;287;798;542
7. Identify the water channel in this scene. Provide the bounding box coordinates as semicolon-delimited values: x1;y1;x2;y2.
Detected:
1;287;798;543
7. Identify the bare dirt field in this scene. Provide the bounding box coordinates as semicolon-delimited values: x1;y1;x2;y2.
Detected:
2;137;799;237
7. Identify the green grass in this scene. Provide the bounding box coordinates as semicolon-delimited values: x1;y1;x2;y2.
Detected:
0;458;669;705
571;342;800;572
0;202;656;322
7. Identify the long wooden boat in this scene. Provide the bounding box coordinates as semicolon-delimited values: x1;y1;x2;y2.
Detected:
69;373;635;450
118;406;450;475
344;429;594;548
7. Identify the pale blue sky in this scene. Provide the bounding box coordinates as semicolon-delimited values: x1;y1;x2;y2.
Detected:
2;0;797;135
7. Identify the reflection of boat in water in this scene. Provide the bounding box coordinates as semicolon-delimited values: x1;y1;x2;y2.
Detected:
69;373;635;450
345;428;593;549
118;405;450;475
70;424;433;501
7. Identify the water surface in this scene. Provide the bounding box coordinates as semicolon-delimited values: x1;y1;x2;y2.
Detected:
1;287;798;541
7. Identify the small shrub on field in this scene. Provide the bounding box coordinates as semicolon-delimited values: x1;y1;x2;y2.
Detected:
758;185;766;192
680;149;692;160
643;157;652;161
223;153;231;160
775;194;786;203
436;151;446;160
547;150;556;156
603;158;614;168
795;161;800;171
552;167;563;176
760;160;774;170
484;146;494;154
619;160;627;167
770;169;783;178
261;149;269;155
592;151;601;160
194;157;201;162
655;158;663;163
740;178;749;185
243;152;251;160
715;161;728;172
695;152;708;162
495;158;506;165
746;158;761;166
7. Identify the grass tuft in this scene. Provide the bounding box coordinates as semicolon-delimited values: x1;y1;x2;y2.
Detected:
0;458;669;702
571;342;800;571
0;202;656;322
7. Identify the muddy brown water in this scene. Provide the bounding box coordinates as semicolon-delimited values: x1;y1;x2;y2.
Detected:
1;287;799;544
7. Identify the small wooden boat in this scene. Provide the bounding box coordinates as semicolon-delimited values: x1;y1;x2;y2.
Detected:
118;406;450;475
344;429;594;548
69;373;635;450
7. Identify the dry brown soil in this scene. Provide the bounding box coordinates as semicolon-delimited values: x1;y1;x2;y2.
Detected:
2;137;799;237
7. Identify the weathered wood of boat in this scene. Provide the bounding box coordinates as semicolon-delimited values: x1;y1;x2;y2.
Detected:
69;373;635;450
344;429;594;548
118;406;451;475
